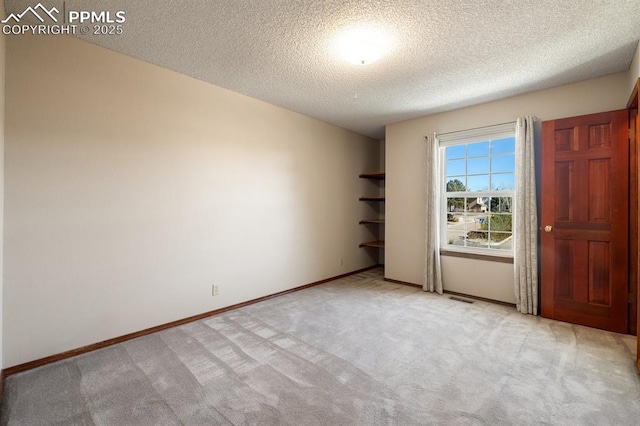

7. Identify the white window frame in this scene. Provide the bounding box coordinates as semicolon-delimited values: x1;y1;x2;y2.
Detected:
437;122;517;258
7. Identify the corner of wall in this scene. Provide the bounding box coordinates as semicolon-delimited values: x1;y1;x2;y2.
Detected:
629;40;640;95
0;0;6;378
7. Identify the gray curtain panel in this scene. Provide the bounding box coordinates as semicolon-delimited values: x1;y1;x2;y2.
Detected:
514;116;538;314
424;133;443;294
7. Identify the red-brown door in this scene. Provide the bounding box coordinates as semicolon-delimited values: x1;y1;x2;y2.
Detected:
541;110;629;333
628;79;640;370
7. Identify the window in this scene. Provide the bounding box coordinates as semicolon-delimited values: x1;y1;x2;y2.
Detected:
438;123;516;256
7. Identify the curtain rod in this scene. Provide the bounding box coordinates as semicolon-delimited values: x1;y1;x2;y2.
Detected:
434;120;517;137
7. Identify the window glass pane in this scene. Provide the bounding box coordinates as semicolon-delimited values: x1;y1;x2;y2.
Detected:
491;173;514;190
446;159;466;177
466;197;488;213
446;178;467;192
446;145;465;160
489;197;512;213
487;213;512;233
467;175;489;191
467;141;489;157
467;157;489;174
446;197;469;247
446;217;466;246
465;197;487;248
490;231;512;240
466;230;489;248
490;233;513;250
491;154;514;173
491;137;515;154
447;197;465;213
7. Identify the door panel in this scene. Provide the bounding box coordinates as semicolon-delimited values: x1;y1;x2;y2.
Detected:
554;161;573;220
541;110;629;333
554;239;574;298
588;159;610;222
587;241;610;305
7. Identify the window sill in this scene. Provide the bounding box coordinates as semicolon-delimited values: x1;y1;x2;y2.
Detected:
439;249;514;264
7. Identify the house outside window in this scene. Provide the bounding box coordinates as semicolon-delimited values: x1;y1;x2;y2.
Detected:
438;123;516;256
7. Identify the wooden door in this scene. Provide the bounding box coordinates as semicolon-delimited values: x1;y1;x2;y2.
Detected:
630;101;639;338
541;110;629;333
627;78;640;372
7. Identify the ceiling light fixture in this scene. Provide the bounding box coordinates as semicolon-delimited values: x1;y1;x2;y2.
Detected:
335;25;391;66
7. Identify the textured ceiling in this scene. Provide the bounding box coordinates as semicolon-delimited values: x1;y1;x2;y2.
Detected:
6;0;640;138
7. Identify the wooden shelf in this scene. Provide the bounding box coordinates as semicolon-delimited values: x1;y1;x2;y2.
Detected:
359;172;385;180
359;171;385;251
359;219;385;224
359;240;385;248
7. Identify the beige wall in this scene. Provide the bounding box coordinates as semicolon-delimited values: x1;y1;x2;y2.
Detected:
629;41;640;96
386;71;632;303
4;34;379;367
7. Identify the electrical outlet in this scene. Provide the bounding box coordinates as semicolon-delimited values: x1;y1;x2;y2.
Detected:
212;284;220;296
339;258;344;266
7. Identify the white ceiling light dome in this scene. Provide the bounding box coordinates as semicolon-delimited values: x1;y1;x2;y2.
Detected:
334;25;393;65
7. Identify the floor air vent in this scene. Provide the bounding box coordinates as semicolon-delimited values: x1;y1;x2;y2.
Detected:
449;296;474;304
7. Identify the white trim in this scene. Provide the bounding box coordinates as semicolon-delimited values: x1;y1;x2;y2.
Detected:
443;190;514;198
441;245;514;258
437;122;516;147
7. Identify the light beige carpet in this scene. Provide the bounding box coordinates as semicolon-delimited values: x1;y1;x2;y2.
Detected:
2;268;639;425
